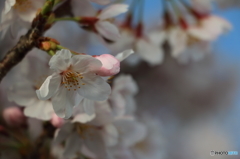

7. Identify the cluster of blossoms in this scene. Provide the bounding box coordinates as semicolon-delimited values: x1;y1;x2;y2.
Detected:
0;0;234;158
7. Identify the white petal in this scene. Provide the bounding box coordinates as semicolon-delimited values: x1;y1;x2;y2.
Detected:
187;26;215;41
136;39;164;66
101;124;118;147
148;31;166;45
72;113;96;123
83;128;108;158
36;73;61;100
115;49;134;62
167;28;187;57
98;4;128;20
54;123;73;144
49;49;72;72
114;118;147;147
24;100;53;120
110;92;126;116
71;55;102;73
16;7;37;22
8;81;36;106
89;0;110;5
112;74;138;95
63;133;83;158
2;0;15;14
51;86;76;119
82;98;96;115
89;101;114;126
77;74;111;101
96;21;120;41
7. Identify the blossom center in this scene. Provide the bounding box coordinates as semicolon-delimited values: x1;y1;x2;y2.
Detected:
62;70;86;91
14;0;33;13
76;123;95;139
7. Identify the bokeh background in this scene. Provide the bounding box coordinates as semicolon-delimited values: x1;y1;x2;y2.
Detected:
0;0;240;159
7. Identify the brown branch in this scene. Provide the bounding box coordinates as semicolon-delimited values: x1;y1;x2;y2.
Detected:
0;0;55;82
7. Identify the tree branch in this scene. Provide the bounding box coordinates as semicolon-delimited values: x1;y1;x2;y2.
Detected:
0;0;55;82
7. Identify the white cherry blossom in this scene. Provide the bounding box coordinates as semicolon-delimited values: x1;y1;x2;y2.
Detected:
36;49;111;119
0;0;44;38
187;15;232;41
110;74;138;117
95;4;129;41
134;36;164;66
73;51;134;121
73;3;129;41
107;29;135;53
111;116;165;159
54;102;117;159
7;51;55;120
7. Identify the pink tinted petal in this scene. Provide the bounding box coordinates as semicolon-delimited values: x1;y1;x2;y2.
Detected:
51;113;64;128
98;4;128;20
95;54;120;76
95;21;120;41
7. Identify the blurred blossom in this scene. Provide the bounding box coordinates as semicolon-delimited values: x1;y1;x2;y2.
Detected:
2;106;26;127
0;0;44;39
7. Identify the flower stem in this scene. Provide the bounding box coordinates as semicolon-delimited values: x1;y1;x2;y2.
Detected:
41;0;55;15
56;45;86;55
47;50;55;56
52;17;81;23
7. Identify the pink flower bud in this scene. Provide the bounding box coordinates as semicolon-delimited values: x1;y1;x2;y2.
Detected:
51;114;64;128
95;54;120;76
2;107;26;127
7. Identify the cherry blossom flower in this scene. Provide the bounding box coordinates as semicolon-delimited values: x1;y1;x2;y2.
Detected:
0;0;44;38
54;103;117;159
107;29;135;53
175;42;211;64
187;15;232;41
111;116;165;159
36;49;111;119
7;50;55;120
73;52;134;121
74;3;129;41
167;27;188;58
134;37;164;66
95;4;128;41
110;74;138;117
